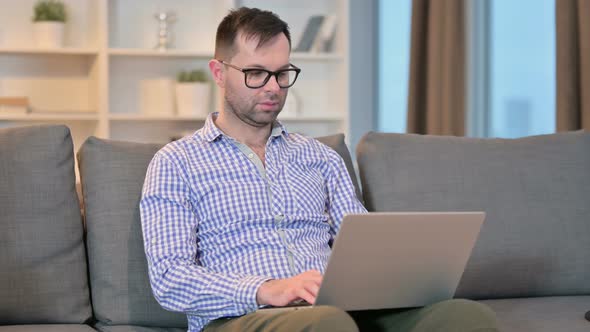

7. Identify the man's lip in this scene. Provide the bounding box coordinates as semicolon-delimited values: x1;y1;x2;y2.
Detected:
260;102;278;105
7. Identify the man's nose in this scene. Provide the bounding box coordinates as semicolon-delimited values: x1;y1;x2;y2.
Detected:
264;75;281;92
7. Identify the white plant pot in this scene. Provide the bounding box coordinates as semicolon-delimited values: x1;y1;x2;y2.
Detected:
175;82;211;118
140;79;175;116
33;22;65;48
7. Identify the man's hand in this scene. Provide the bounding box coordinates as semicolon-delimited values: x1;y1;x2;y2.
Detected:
256;270;323;307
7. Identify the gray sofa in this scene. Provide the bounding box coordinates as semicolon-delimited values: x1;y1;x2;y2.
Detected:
356;131;590;331
0;124;588;332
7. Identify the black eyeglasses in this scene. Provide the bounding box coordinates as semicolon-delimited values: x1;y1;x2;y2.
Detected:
218;60;301;89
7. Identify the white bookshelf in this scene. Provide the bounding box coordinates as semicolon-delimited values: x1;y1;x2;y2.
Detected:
109;114;205;122
108;48;212;58
0;113;99;121
0;0;350;148
0;47;100;55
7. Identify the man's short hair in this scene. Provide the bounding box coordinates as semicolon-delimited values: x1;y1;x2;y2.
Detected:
214;7;291;60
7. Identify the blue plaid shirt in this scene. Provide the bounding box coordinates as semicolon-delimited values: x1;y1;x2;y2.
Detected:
140;113;367;331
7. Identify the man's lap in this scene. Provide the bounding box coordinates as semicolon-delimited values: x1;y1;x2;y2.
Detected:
349;299;499;332
204;299;499;332
204;305;357;332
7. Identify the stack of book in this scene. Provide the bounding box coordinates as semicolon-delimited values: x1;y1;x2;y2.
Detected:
294;15;338;53
0;78;92;114
0;97;29;115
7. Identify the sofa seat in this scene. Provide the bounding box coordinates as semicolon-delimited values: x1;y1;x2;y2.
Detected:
0;325;96;332
93;324;186;332
480;296;590;332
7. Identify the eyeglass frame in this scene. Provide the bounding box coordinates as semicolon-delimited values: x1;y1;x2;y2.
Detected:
217;60;301;89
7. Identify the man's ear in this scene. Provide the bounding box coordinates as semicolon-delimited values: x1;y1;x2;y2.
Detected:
209;59;225;89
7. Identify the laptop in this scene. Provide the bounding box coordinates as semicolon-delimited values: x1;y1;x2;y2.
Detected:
259;211;485;312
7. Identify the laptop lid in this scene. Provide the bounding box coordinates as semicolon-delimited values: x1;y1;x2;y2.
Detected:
315;212;485;311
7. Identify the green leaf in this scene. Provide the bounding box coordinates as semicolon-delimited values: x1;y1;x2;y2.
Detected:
33;0;67;22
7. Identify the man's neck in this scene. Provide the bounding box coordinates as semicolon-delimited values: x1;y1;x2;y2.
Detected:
214;110;271;148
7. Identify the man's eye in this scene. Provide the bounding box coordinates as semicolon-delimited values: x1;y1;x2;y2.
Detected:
248;71;266;78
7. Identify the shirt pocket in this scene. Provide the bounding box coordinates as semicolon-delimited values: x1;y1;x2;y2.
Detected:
285;161;327;214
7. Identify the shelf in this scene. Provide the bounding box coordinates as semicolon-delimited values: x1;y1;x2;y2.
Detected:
108;114;342;122
279;115;343;121
0;112;99;121
109;114;207;121
290;52;344;61
0;47;99;55
107;49;343;61
109;48;213;58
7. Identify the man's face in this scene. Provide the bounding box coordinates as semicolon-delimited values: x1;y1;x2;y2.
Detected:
222;32;291;128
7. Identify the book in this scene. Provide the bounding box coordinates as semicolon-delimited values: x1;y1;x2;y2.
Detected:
312;15;338;53
0;79;92;112
0;96;29;107
294;15;325;52
0;96;29;114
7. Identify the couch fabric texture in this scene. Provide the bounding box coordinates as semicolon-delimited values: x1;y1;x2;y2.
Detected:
481;295;590;331
78;137;188;329
0;326;98;332
0;125;92;326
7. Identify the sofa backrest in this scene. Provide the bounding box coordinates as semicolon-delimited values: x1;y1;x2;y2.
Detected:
0;125;92;325
78;137;187;328
316;133;363;201
356;131;590;299
77;133;358;328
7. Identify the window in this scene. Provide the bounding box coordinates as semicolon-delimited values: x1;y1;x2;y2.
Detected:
377;0;412;133
470;0;556;138
378;0;555;137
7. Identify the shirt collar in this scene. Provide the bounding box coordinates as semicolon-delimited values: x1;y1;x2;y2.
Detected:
271;119;289;138
200;112;224;142
200;112;289;143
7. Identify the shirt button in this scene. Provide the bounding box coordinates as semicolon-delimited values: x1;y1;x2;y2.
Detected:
248;153;254;159
151;238;157;245
274;214;284;222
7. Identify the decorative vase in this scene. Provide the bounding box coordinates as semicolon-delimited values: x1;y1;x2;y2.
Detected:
33;22;64;48
175;82;211;118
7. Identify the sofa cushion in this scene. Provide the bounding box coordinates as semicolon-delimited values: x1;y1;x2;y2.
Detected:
316;134;363;202
0;125;92;324
93;324;185;332
77;137;187;328
0;325;97;332
356;131;590;299
480;296;590;332
77;133;358;327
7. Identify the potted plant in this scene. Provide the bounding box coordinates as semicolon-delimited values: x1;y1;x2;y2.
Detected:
32;0;67;48
175;69;211;117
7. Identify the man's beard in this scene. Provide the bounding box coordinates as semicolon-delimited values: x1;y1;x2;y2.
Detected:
225;93;285;128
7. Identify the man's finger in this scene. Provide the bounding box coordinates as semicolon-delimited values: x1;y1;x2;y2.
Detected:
303;280;320;297
307;275;323;287
308;270;322;277
295;287;316;304
299;272;322;283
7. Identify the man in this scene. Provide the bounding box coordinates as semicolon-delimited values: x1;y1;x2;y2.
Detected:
140;7;499;332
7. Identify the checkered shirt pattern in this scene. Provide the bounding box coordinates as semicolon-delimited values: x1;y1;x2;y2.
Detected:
140;113;367;331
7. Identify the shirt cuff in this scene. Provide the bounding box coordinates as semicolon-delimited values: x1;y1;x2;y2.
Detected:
234;275;272;314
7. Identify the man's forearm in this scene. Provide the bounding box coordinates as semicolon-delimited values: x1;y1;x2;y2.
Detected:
148;259;270;318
